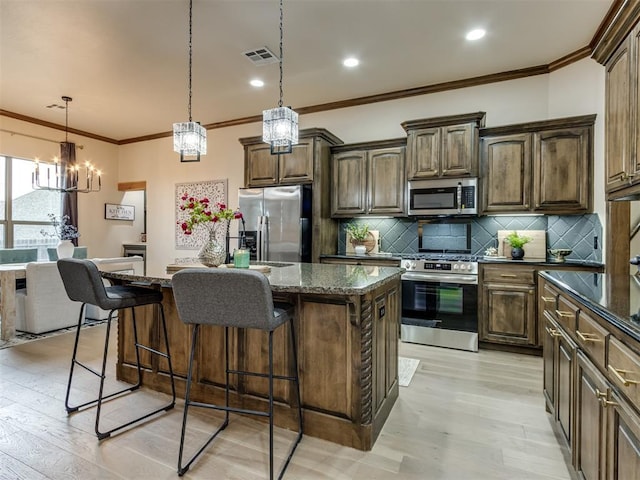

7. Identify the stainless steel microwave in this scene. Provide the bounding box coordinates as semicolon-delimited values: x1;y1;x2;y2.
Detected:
408;178;478;216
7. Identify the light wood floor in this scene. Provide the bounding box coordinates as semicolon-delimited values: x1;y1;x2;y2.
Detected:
0;325;574;479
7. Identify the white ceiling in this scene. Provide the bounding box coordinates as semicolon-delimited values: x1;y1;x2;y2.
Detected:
0;0;613;142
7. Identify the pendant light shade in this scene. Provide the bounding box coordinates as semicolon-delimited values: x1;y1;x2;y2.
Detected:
173;121;207;159
262;106;298;154
174;0;206;162
263;0;298;155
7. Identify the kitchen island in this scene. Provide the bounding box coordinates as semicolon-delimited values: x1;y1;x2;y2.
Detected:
102;262;403;450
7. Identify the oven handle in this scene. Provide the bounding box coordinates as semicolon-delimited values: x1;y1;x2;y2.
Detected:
401;272;478;285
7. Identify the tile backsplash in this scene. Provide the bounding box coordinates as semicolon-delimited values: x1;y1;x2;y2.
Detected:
338;214;602;262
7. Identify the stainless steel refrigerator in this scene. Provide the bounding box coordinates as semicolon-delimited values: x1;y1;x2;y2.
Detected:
238;185;312;262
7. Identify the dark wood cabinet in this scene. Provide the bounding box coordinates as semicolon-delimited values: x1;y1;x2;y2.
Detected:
539;272;640;480
594;5;640;200
481;133;532;212
606;391;640;480
243;137;315;187
543;313;560;414
402;112;485;180
331;139;406;217
533;126;592;213
480;265;537;347
604;35;633;194
557;325;577;451
480;115;594;215
575;351;608;480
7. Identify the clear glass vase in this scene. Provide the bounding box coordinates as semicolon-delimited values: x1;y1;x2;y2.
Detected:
198;225;227;267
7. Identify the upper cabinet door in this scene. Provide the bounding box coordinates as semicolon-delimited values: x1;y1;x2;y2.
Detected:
406;127;441;179
368;147;406;215
245;144;278;187
533;127;591;213
481;133;532;213
605;35;633;193
279;138;314;184
403;112;485;180
442;123;476;177
331;150;367;216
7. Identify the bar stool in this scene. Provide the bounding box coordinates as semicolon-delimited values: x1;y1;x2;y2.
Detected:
57;258;176;440
172;268;303;479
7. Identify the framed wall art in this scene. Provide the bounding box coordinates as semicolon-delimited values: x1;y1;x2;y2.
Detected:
105;203;135;221
175;179;227;249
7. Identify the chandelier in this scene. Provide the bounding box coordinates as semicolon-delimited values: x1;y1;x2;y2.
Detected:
173;0;206;162
262;0;298;155
32;96;102;193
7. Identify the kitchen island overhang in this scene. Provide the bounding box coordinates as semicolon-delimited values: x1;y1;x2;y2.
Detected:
102;262;403;450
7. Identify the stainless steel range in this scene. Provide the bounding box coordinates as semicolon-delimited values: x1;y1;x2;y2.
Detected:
401;253;479;352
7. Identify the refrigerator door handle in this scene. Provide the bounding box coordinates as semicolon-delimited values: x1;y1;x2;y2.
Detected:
257;216;269;261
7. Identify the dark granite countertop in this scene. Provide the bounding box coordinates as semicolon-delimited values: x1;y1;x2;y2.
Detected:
480;257;604;269
539;270;640;341
102;261;404;296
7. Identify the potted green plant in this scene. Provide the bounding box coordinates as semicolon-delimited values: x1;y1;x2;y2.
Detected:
345;223;371;255
505;231;532;260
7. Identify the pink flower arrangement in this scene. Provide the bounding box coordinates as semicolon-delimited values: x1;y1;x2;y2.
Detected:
177;193;242;235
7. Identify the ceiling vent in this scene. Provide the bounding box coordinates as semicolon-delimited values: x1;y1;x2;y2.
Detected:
243;46;279;66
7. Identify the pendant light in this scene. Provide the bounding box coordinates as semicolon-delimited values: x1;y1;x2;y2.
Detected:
262;0;298;155
173;0;206;162
32;96;102;193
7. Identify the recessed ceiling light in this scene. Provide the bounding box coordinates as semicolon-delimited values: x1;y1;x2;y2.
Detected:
466;29;486;41
250;79;264;87
343;57;359;68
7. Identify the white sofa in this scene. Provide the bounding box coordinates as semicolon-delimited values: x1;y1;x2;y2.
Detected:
15;261;83;334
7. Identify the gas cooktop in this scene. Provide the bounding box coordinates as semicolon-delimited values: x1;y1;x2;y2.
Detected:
400;253;479;262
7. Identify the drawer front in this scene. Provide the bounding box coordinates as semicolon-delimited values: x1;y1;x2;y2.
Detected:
555;294;578;333
575;310;608;370
608;337;640;411
482;266;535;284
540;282;558;315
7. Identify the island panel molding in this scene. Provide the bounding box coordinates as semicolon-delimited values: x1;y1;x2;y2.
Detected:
175;179;227;249
104;203;135;221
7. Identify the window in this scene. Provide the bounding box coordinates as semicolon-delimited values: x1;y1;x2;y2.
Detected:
2;155;63;260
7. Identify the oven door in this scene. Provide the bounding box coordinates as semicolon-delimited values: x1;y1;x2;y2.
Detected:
401;272;478;352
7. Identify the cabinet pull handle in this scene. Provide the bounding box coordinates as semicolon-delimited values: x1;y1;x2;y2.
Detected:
545;327;562;337
595;388;618;407
541;296;555;303
576;330;602;343
608;365;640;386
555;310;574;319
500;274;517;278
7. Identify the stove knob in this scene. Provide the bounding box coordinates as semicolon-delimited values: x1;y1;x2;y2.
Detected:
453;264;459;270
458;264;466;271
403;261;413;270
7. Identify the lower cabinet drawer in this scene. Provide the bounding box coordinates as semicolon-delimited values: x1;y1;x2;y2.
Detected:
575;310;608;370
608;337;640;411
483;266;535;284
555;294;578;333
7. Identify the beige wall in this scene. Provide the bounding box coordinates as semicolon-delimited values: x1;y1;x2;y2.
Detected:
1;58;607;274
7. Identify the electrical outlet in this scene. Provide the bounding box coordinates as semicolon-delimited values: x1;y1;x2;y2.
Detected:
594;236;598;250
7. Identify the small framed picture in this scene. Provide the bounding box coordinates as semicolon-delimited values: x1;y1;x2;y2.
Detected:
105;203;135;221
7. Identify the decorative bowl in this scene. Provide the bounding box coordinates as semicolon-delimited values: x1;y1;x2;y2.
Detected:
548;249;572;262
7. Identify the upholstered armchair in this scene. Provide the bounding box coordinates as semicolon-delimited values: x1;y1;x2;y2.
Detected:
15;261;83;334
